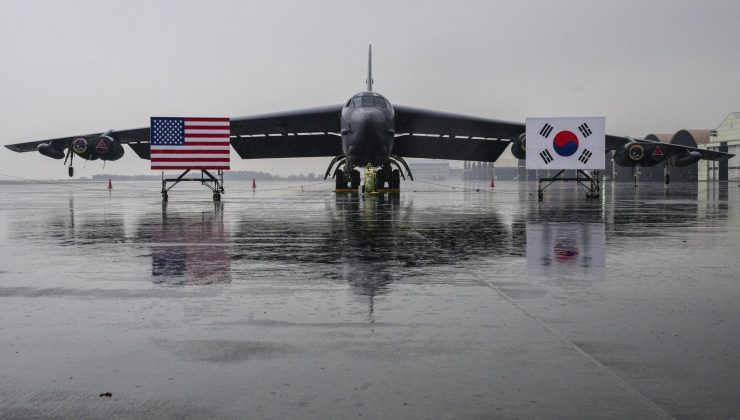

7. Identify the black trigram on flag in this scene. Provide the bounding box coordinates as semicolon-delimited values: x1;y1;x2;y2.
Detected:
539;149;554;164
578;148;593;163
578;123;593;138
539;123;554;138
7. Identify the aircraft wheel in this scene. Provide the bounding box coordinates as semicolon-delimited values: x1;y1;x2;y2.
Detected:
538;191;543;200
376;171;385;190
351;170;361;188
68;166;74;177
391;169;400;189
213;192;221;201
162;192;168;202
335;171;346;189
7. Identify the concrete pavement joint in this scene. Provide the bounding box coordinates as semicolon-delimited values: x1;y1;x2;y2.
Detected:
415;230;674;420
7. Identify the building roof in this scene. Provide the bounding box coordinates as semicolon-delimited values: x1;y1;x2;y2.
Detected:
710;113;740;143
644;133;673;143
670;129;712;147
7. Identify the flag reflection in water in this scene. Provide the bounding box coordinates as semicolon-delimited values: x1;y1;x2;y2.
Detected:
150;204;231;285
526;223;605;279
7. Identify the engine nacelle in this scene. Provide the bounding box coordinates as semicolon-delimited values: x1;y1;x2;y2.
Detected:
37;142;65;159
70;135;124;161
613;141;666;167
674;151;701;167
511;133;526;160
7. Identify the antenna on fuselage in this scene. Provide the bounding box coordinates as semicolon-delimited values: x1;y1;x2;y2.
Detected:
366;44;373;91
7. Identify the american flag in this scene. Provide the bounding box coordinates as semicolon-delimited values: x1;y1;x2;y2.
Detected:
150;117;230;170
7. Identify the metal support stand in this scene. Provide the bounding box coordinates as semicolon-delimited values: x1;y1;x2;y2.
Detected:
537;170;600;201
633;166;640;188
664;159;672;185
161;169;225;202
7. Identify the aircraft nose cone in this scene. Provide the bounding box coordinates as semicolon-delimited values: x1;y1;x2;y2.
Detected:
351;107;385;134
348;107;390;166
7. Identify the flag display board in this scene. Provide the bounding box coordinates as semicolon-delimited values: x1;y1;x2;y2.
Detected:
150;117;230;170
525;117;605;170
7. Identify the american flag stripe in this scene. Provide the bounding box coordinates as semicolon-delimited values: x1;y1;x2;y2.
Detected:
151;150;229;154
184;130;230;135
185;117;229;122
183;133;230;138
152;166;230;170
151;145;231;150
151;117;230;170
184;126;229;131
151;153;230;158
151;158;230;162
154;140;230;145
152;163;230;168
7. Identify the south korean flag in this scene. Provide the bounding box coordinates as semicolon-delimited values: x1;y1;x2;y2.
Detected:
525;117;605;170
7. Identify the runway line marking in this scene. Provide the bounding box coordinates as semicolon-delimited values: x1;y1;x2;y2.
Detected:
414;231;674;420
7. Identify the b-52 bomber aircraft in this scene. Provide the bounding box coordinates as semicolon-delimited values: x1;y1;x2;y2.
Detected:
5;45;733;196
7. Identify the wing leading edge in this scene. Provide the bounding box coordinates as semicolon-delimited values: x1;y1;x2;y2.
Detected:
392;105;524;162
229;105;343;159
4;104;733;163
393;106;733;162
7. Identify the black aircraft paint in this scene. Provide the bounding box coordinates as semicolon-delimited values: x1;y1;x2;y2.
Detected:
3;45;734;186
340;46;395;169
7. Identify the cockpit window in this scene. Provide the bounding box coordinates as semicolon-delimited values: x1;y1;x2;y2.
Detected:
352;95;388;108
358;96;387;108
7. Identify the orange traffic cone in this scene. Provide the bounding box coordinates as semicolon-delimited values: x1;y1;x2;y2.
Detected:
252;178;256;190
108;178;113;190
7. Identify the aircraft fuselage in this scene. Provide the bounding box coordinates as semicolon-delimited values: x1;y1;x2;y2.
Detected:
340;91;395;169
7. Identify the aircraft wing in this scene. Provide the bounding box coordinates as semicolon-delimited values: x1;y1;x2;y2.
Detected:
392;105;524;162
606;135;732;161
4;127;152;157
229;105;343;159
393;106;733;162
4;106;344;160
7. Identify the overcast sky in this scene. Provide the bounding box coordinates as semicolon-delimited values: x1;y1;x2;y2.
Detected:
1;0;738;179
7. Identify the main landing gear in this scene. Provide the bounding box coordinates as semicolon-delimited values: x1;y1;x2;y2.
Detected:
325;155;413;194
161;169;225;202
63;147;75;177
335;168;361;191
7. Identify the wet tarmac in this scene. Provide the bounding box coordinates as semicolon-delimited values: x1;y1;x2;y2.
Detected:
0;179;738;419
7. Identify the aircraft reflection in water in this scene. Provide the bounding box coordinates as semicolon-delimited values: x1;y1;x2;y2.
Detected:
11;195;127;247
136;203;231;285
233;194;518;318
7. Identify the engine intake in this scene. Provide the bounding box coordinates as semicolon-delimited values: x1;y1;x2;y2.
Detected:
674;151;701;167
613;141;665;167
70;134;124;161
511;133;526;160
37;143;65;159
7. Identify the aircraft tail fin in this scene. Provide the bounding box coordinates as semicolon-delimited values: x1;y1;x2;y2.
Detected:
366;44;373;91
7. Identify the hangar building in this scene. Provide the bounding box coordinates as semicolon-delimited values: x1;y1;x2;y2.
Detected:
702;113;740;181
